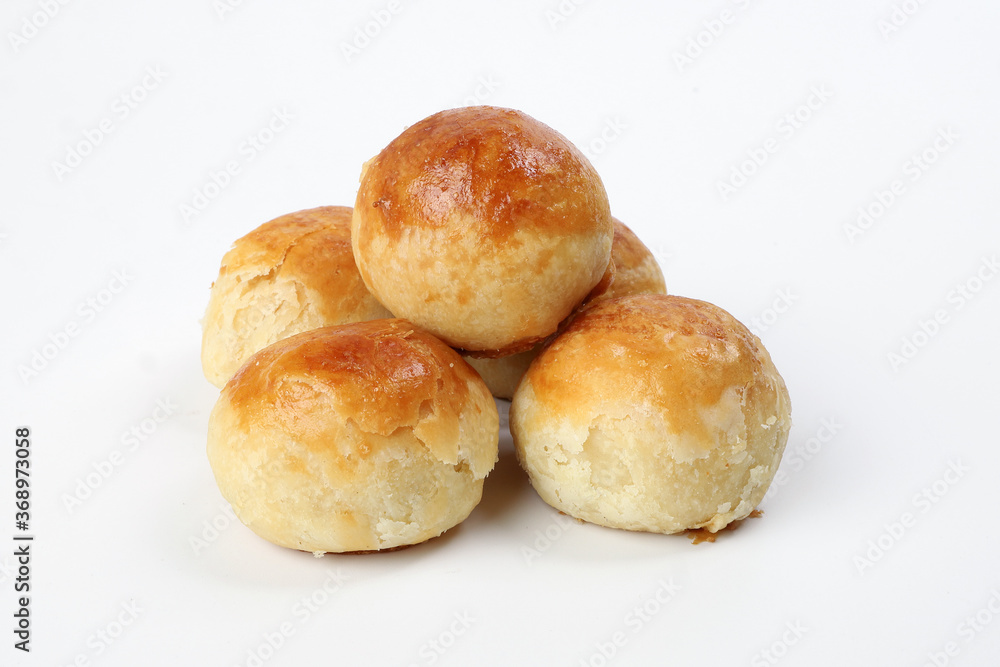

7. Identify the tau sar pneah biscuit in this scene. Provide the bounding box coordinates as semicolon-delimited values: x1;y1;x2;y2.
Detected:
351;105;614;357
510;294;791;535
206;320;499;553
201;206;392;388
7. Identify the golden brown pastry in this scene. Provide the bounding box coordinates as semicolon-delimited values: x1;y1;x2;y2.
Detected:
603;218;667;300
207;320;499;553
201;206;392;388
352;106;613;356
510;294;791;534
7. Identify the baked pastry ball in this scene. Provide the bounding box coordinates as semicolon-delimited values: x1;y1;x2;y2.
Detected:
201;206;392;388
352;106;613;355
603;218;667;300
462;218;665;400
510;294;791;534
463;348;540;401
206;320;499;553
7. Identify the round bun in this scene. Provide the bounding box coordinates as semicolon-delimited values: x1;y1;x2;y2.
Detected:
462;348;540;401
201;206;392;388
603;218;667;300
510;294;791;534
352;106;613;354
206;319;499;553
462;218;666;400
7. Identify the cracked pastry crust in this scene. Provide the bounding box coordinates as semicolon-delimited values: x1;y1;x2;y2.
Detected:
510;294;791;535
206;320;499;553
351;106;613;354
201;206;392;388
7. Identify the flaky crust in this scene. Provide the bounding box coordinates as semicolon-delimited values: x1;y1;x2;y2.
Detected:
352;106;613;353
201;206;392;388
207;320;499;553
510;295;791;534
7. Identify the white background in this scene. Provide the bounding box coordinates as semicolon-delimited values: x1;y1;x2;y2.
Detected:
3;1;1000;665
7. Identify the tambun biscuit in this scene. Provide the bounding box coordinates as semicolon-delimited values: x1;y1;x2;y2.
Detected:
510;294;791;534
464;217;666;400
352;106;613;355
206;320;499;553
201;206;391;388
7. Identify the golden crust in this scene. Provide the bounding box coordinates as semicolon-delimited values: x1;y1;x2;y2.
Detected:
604;218;667;299
528;295;762;440
352;106;613;352
510;294;791;534
207;319;499;553
201;206;392;388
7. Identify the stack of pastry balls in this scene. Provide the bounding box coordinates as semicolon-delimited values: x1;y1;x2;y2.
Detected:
202;106;791;554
